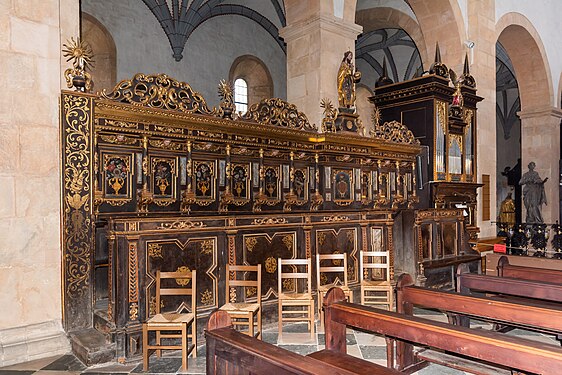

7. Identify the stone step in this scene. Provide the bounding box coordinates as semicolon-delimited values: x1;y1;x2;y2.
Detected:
69;328;116;366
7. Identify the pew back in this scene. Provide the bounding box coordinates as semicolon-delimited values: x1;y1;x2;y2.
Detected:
323;287;562;375
497;255;562;284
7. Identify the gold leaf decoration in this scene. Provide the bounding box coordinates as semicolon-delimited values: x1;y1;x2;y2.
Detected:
175;266;191;286
241;98;317;131
245;237;258;252
148;243;163;259
200;289;213;305
129;302;138;321
229;287;237;303
102;73;216;115
282;235;293;251
200;239;214;255
246;287;257;298
265;257;277;274
371;120;419;145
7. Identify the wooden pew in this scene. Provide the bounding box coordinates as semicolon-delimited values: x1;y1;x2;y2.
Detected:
205;310;399;375
396;272;562;337
457;263;562;303
323;287;562;375
497;255;562;284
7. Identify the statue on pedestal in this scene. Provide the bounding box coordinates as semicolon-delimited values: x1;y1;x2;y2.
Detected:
519;162;548;223
337;50;361;109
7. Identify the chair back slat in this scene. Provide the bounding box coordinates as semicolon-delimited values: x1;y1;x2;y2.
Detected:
360;250;390;282
278;258;311;295
317;253;349;288
155;270;196;315
225;264;261;304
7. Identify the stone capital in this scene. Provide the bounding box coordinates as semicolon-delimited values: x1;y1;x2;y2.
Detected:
279;14;363;43
517;106;562;120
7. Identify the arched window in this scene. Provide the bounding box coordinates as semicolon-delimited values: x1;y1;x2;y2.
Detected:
234;78;248;114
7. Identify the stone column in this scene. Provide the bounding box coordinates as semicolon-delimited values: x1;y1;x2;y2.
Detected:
280;0;362;127
467;0;497;237
518;107;562;225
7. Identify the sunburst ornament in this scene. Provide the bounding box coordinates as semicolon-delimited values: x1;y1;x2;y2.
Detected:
218;79;236;119
62;37;95;92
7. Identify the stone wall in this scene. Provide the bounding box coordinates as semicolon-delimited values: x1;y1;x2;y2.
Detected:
81;0;287;106
0;0;78;366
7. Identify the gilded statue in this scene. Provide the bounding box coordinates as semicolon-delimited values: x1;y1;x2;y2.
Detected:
337;51;361;108
519;162;548;223
499;192;516;229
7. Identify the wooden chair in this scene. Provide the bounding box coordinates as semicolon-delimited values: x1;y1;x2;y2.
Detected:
359;250;393;310
278;258;315;340
219;264;262;339
143;270;197;372
316;253;352;328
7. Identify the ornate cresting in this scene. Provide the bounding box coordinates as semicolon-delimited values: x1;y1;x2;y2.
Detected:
102;73;217;115
371;120;420;145
61;91;95;331
241;98;317;131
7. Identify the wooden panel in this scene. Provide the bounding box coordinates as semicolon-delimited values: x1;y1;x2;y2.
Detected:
482;174;491;221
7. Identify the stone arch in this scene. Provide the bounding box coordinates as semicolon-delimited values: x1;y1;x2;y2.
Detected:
496;13;553;109
229;55;274;106
355;7;429;69
81;12;117;93
406;0;466;70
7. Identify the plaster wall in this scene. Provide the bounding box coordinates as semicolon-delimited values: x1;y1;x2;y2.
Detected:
356;0;416;20
0;0;78;366
81;0;287;106
495;0;562;107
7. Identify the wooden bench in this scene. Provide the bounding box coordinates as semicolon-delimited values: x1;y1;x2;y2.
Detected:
396;272;562;338
497;255;562;283
323;287;562;374
457;263;562;303
205;310;399;375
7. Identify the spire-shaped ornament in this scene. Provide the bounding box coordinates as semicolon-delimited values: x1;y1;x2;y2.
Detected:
375;57;394;88
461;53;476;88
62;37;95;92
429;42;449;79
218;80;236;119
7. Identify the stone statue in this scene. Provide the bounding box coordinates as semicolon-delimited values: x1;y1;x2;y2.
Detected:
519;161;548;223
499;192;516;229
337;50;361;108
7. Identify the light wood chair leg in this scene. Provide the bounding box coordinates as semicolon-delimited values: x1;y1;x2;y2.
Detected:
248;313;254;338
310;303;315;338
361;286;365;305
192;319;197;358
278;301;283;342
156;331;161;357
181;324;188;372
142;324;149;371
257;310;262;339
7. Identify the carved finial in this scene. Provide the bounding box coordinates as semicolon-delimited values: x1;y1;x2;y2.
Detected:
429;42;449;79
434;42;442;63
218;79;236;119
461;53;476;88
62;37;95;92
320;98;337;133
375;57;394;88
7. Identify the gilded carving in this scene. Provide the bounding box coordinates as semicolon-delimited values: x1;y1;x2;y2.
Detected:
175;266;191;286
128;243;139;303
149;138;184;151
62;93;93;297
156;220;206;230
251;217;287;225
245;237;258;252
102;73;216;115
241;98;317;131
199;239;214;255
282;278;294;291
245;287;257;297
321;215;350;222
200;289;213;305
62;37;94;92
282;235;293;252
265;257;277;274
229;287;237;303
104;119;139;129
148;243;163;259
100;134;138;145
129;302;138;321
317;232;326;246
371;120;419;145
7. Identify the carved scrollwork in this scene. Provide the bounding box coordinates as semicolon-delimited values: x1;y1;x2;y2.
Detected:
241;98;317;131
251;217;288;225
371;120;419;145
100;134;138;145
102;73;217;115
156;220;206;230
321;215;350;222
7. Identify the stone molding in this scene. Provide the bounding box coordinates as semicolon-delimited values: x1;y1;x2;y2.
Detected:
517;106;562;120
0;320;70;367
279;14;363;42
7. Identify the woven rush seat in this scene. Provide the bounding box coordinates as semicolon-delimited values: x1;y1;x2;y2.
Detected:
147;312;194;325
220;302;260;313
